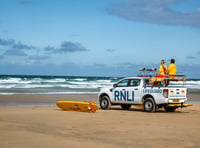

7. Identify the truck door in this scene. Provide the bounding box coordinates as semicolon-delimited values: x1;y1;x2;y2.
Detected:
112;79;132;103
112;79;140;103
129;79;141;103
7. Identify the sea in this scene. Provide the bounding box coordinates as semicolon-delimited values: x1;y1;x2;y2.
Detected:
0;75;200;95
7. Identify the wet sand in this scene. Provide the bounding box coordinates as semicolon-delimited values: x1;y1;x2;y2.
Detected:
0;92;199;107
0;93;200;148
0;94;98;107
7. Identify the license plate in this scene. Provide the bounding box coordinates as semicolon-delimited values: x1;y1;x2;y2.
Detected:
173;99;180;103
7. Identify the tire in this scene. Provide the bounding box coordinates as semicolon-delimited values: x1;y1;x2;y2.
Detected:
164;105;177;112
100;96;111;110
143;97;156;112
121;104;132;110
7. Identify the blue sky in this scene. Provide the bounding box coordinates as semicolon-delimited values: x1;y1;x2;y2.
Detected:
0;0;200;78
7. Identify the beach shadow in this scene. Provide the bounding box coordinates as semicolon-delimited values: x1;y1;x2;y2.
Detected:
110;107;144;112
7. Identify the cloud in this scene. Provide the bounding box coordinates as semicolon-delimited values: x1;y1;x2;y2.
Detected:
12;42;36;50
2;30;9;33
0;38;15;46
106;49;117;52
29;55;50;60
3;49;27;56
1;38;88;54
106;0;200;28
44;41;89;54
57;41;88;53
0;38;35;50
44;46;55;52
186;56;197;59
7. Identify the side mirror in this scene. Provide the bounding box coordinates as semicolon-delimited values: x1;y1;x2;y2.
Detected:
113;83;117;88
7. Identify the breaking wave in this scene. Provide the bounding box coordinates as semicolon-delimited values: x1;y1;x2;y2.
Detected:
0;75;199;95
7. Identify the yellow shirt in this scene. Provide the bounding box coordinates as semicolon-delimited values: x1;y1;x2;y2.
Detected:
168;63;176;78
159;64;167;75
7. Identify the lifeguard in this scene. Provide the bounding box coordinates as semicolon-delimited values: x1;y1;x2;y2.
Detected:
158;59;168;75
168;59;176;78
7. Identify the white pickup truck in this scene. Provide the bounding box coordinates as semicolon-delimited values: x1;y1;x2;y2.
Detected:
98;76;192;112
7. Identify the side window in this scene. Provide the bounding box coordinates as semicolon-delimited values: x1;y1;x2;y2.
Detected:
129;79;140;87
117;79;129;87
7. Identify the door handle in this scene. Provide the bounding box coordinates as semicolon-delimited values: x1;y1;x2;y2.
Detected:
134;88;138;90
122;89;126;91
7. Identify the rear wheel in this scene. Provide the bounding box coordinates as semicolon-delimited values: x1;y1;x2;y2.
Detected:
164;105;177;112
121;104;132;110
100;96;111;110
143;97;156;112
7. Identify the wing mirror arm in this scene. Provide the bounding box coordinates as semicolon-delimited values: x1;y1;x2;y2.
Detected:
113;83;117;88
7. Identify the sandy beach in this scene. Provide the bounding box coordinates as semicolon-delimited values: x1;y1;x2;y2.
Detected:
0;93;200;148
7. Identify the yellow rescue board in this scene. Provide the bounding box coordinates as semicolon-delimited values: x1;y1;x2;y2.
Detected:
56;101;99;112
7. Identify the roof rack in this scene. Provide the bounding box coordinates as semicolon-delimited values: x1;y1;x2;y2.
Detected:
149;72;186;86
150;72;186;81
138;67;157;77
138;68;186;86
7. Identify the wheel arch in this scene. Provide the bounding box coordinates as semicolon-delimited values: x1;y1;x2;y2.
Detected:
99;93;110;101
142;94;155;104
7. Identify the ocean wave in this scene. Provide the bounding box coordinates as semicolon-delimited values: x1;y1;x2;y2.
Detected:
0;75;199;95
37;78;66;83
72;78;87;81
186;81;200;85
171;80;200;88
0;78;22;83
15;84;54;88
0;85;17;89
0;84;111;89
67;79;112;85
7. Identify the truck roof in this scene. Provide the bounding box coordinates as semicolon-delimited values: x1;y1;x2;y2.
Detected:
121;77;149;80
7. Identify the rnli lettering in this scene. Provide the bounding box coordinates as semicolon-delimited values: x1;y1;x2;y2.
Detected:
114;91;134;101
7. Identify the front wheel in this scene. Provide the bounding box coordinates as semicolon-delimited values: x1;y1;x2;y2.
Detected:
100;96;111;110
143;97;156;112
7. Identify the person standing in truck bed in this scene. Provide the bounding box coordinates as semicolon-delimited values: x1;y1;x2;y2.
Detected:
158;59;168;75
168;59;176;78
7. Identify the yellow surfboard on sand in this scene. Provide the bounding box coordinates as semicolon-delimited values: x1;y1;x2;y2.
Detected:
56;100;99;112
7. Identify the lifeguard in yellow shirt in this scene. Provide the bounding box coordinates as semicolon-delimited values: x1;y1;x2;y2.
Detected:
168;59;176;78
158;59;168;75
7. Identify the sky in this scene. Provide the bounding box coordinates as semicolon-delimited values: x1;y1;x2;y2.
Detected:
0;0;200;78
